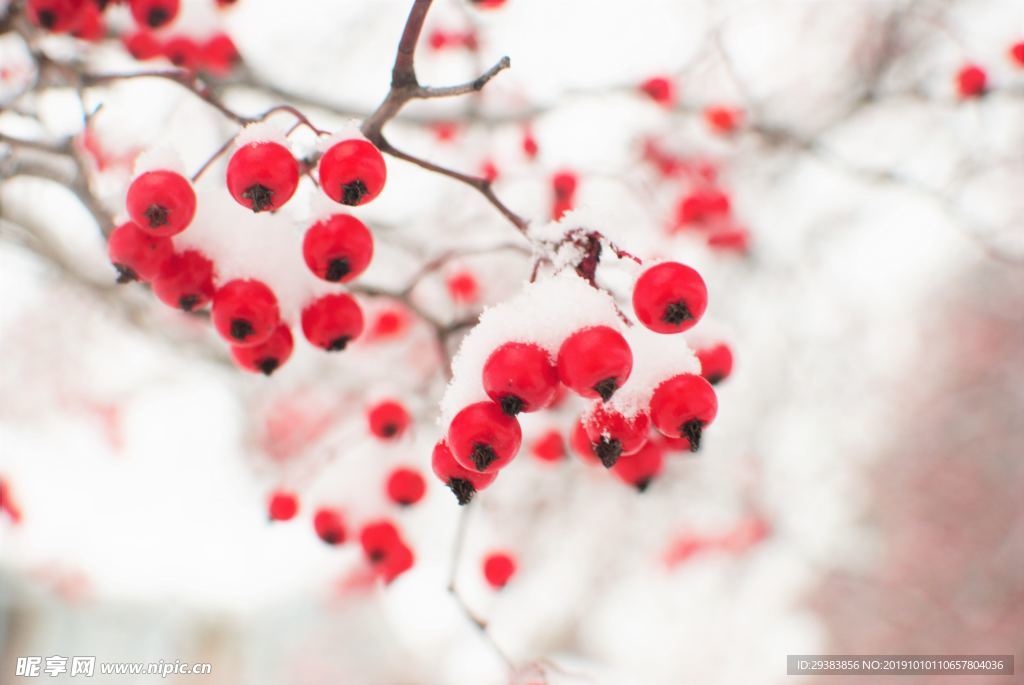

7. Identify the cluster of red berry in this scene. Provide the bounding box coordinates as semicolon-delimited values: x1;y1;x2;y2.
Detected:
107;134;387;375
28;0;177;34
955;45;1024;99
433;261;721;504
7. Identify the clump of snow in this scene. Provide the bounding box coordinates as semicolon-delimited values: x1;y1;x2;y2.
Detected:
174;183;335;323
439;269;624;425
605;324;701;418
132;146;186;176
234;120;290;148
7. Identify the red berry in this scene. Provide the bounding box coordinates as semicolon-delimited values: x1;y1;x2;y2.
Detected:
107;221;173;283
162;36;200;70
367;400;410;440
552;170;577;199
471;0;506;8
129;0;178;29
530;429;566;462
447;401;522;473
231;324;294;375
386;467;426;506
300;293;364;352
675;188;731;227
569;417;599;464
522;128;538;159
379;540;415;582
126;170;196;237
123;30;162;60
267;490;298;521
640;76;675;106
649;374;718;452
431;440;497;505
611;440;664;492
313;507;346;545
695;343;733;385
212;279;281;347
704;106;742;134
27;0;86;32
227;142;299;213
0;477;22;523
956;64;987;99
359;519;401;562
583;404;650;468
1011;42;1024;68
707;227;750;253
302;214;374;283
482;551;516;589
200;33;238;75
319;139;387;206
71;2;105;41
446;270;479;304
152;249;215;311
367;306;407;340
632;262;708;334
482;342;559;415
557;326;633;401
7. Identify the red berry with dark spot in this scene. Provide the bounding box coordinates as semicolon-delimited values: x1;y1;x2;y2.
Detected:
431;440;497;505
27;0;85;32
611;440;664;492
367;400;410;440
231;324;293;376
123;30;162;59
162;36;200;70
482;342;559;415
302;214;374;283
267;490;298;521
570;417;600;464
313;507;346;545
530;429;566;462
152;249;215;311
379;540;415;583
557;326;633;401
107;221;173;283
695;342;733;385
362;520;401;565
482;551;516;589
319;139;387;206
129;0;178;29
447;401;522;473
227;142;299;213
386;467;426;506
649;374;718;452
956;64;987;99
583;404;650;468
632;262;708;334
301;293;364;352
201;33;239;75
640;76;675;106
126;170;196;237
212;279;280;347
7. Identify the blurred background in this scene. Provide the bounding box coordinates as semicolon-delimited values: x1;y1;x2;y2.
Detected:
1;0;1023;683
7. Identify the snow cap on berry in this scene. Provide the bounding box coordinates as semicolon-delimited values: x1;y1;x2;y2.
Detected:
603;324;701;419
440;270;624;424
132;145;187;176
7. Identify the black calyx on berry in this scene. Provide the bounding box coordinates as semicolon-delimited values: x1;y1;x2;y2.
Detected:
327;336;350;352
257;358;280;376
380;423;398;438
178;294;200;311
447;478;475;506
37;10;57;28
498;394;525;416
592;377;618;402
341;180;368;206
242;184;275;213
145;204;169;228
325;258;351;282
594;438;622;468
662;300;694;325
705;373;724;386
681;419;704;452
321;530;341;545
635;478;652;493
147;7;170;27
230;319;254;341
114;264;138;284
470;443;497;471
